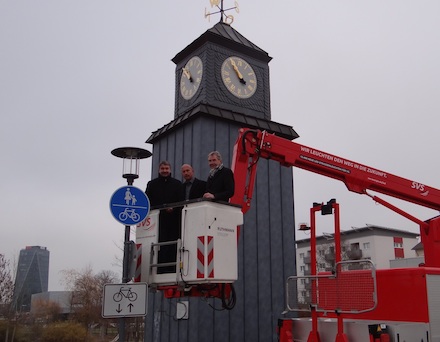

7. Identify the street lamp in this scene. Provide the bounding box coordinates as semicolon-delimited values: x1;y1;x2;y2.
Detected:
111;146;151;341
111;147;152;185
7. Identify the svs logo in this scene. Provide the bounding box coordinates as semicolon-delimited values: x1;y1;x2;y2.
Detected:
137;216;151;228
411;182;425;192
412;182;429;196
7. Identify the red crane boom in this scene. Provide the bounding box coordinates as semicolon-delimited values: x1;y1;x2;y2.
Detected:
230;128;440;267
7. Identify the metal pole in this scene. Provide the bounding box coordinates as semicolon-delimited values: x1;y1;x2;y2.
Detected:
123;225;131;283
307;205;321;342
119;177;134;341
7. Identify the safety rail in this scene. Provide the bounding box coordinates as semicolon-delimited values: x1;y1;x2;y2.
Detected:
286;259;377;314
149;239;182;275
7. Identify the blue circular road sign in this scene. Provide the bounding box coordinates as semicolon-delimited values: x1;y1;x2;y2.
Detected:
110;186;150;225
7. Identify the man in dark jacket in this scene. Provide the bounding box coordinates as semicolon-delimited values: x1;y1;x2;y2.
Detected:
181;164;207;200
203;151;235;202
145;161;183;273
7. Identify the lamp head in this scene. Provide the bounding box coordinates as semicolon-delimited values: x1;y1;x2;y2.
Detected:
111;147;152;184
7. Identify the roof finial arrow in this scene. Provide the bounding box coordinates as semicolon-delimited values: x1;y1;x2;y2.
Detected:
205;0;240;25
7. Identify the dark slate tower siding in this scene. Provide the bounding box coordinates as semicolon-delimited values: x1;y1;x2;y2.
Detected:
144;22;298;342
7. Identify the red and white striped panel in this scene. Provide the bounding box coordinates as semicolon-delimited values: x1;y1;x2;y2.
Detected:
134;243;142;282
197;236;214;279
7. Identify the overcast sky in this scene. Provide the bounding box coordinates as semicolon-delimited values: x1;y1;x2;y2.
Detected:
1;1;439;291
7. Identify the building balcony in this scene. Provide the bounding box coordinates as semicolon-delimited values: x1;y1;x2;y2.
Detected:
347;263;364;270
303;256;311;264
347;248;362;260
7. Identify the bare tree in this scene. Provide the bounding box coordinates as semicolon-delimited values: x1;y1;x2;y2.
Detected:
61;266;118;338
0;254;14;307
315;241;350;272
1;254;15;342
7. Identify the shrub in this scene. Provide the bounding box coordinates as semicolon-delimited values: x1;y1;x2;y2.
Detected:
41;321;87;342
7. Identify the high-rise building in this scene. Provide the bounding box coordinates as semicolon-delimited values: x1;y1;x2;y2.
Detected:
12;246;49;312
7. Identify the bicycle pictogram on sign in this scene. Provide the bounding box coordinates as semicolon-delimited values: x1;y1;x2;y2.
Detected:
113;287;138;302
118;208;141;222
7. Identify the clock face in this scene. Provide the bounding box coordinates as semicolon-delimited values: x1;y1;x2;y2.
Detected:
221;56;257;99
180;56;203;100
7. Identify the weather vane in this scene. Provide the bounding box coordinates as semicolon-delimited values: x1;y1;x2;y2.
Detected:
205;0;239;25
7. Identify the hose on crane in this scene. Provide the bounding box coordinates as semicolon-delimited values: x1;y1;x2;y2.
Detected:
221;283;236;310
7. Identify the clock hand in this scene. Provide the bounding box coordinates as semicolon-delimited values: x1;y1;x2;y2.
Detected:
182;67;193;82
229;59;242;77
230;59;246;84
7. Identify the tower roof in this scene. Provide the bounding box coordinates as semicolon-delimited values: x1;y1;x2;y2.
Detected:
172;22;272;65
146;104;299;144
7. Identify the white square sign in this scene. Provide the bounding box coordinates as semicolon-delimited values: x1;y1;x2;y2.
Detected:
102;283;148;318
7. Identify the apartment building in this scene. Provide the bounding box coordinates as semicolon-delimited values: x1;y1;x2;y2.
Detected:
296;225;419;275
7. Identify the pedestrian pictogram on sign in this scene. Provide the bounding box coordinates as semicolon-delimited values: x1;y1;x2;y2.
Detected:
102;283;148;318
110;186;150;226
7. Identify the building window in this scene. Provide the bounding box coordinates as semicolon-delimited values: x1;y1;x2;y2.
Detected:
300;265;305;273
394;250;404;258
350;242;360;250
393;236;404;258
393;237;403;247
299;253;304;259
363;242;370;249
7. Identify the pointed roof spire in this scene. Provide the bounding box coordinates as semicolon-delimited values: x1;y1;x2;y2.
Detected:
173;21;271;65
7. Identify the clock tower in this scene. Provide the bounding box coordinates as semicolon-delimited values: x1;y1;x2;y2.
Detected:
173;21;273;121
144;16;298;342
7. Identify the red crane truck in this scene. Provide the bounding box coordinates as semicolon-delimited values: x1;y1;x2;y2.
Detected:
230;128;440;342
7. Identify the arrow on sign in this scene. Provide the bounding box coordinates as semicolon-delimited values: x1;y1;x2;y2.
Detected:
128;303;134;312
116;304;122;313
